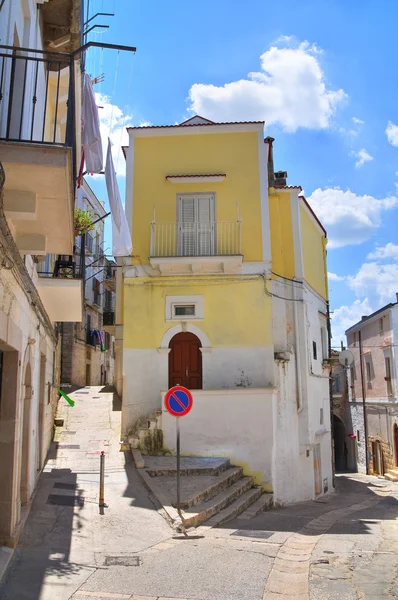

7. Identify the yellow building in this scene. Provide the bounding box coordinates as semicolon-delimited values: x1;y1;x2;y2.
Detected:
119;115;332;505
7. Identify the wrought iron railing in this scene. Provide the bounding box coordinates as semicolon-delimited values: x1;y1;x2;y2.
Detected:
0;44;74;146
150;221;243;258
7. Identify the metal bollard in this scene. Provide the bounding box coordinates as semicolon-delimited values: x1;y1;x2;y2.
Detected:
99;451;105;507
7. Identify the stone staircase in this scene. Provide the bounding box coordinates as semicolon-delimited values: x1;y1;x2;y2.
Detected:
384;468;398;482
140;456;273;528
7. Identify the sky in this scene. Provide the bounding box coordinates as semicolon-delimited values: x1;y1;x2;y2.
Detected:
84;0;398;348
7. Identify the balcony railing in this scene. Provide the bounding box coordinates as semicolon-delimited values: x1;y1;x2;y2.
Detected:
150;221;242;258
0;45;74;146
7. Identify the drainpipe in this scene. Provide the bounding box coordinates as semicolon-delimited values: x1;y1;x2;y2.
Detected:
326;299;335;487
358;329;369;474
293;281;303;412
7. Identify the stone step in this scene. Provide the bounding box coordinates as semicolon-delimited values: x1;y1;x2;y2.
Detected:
146;456;231;477
236;492;274;519
183;476;254;527
204;487;264;527
178;467;244;509
388;468;398;476
384;473;398;482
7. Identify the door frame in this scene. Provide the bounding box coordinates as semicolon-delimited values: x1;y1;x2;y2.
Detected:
168;331;203;389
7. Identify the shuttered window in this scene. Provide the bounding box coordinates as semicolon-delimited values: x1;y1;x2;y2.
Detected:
178;194;215;256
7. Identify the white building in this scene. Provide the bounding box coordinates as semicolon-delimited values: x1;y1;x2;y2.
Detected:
0;0;82;549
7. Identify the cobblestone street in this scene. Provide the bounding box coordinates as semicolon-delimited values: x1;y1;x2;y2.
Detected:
1;388;398;600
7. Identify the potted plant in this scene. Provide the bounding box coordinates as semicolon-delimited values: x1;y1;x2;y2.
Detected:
74;208;95;236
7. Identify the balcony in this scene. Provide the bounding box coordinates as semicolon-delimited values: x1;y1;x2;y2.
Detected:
103;311;115;335
102;264;116;292
35;255;83;323
0;45;76;255
149;221;243;275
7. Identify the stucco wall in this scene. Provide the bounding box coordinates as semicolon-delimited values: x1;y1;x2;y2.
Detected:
162;388;275;488
131;131;263;263
299;204;327;300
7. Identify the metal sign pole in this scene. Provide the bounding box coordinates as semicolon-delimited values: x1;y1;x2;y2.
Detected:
176;416;181;515
99;450;105;507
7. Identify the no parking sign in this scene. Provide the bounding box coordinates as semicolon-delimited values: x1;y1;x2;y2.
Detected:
164;385;193;417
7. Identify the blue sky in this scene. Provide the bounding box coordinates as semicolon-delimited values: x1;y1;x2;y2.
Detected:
85;0;398;346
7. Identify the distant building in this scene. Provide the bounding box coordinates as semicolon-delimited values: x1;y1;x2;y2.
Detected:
346;297;398;478
331;350;357;472
60;180;116;387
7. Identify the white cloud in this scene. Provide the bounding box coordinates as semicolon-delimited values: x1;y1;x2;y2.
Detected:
348;262;398;305
307;188;398;248
367;242;398;260
352;117;364;125
328;272;345;281
386;121;398;146
331;298;374;344
188;40;346;132
352;148;373;168
95;93;133;177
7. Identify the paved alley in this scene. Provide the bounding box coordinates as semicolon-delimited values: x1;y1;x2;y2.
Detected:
1;387;398;600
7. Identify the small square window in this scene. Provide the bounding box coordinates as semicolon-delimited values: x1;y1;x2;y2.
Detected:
174;305;195;317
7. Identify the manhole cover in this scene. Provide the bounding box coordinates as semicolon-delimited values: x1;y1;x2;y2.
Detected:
105;556;140;567
231;530;274;539
47;494;84;507
53;483;77;490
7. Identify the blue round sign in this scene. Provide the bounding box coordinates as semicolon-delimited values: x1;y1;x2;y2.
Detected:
164;386;193;417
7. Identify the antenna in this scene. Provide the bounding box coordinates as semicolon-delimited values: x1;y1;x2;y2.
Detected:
338;349;354;369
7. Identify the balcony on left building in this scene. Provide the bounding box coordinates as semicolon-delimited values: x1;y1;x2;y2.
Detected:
0;44;76;255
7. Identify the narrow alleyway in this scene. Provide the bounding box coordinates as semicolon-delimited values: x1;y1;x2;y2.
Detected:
1;388;398;600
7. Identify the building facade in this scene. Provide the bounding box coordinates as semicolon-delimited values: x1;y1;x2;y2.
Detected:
60;180;116;387
346;299;398;477
0;0;83;548
118;116;332;505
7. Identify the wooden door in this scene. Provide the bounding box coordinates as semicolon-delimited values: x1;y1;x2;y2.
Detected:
169;332;202;389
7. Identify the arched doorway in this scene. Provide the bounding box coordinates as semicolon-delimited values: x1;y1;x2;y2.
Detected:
169;332;202;389
333;414;347;472
20;363;32;505
394;424;398;466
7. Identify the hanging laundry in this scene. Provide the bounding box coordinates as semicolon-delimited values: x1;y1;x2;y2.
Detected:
105;138;132;257
82;74;103;174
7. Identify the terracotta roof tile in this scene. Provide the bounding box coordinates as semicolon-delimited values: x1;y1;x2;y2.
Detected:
127;120;264;131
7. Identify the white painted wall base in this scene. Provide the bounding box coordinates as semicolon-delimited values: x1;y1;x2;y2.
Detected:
162;388;275;487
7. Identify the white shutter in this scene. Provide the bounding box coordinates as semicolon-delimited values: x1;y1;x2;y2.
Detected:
179;197;195;256
197;196;214;255
178;194;215;256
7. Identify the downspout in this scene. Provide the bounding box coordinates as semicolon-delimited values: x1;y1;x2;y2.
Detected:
293;282;303;412
358;329;370;474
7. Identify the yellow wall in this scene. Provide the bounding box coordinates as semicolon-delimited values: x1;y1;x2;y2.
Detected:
131;132;263;263
123;276;272;349
269;190;295;280
300;204;328;299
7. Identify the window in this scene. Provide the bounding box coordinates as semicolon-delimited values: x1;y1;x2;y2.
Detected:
385;356;392;396
366;361;372;388
177;194;215;256
166;295;204;321
313;341;317;360
333;374;342;393
320;408;324;425
174;305;195;317
104;332;111;350
357;430;361;442
379;317;384;333
93;278;101;307
353;331;357;347
321;327;328;360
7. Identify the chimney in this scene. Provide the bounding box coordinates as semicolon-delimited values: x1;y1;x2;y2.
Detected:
361;315;368;320
265;136;275;187
274;170;288;187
